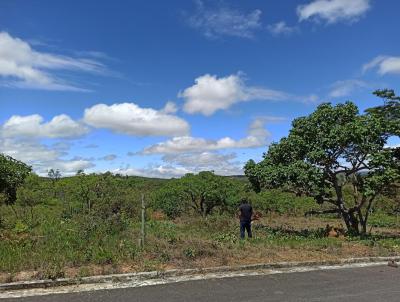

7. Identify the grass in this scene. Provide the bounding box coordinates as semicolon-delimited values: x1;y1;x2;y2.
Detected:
1;205;400;283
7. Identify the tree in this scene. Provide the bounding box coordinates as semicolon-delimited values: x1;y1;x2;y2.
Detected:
367;89;400;137
244;160;262;193
367;89;400;205
48;168;61;183
16;174;45;222
153;171;238;218
151;182;184;219
0;154;31;205
48;168;61;197
76;169;85;176
245;101;399;235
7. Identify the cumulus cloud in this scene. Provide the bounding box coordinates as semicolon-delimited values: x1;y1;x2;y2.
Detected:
0;112;93;175
0;137;94;176
267;22;298;35
1;114;88;138
0;31;106;91
328;79;368;98
44;160;94;175
180;73;288;115
363;56;400;75
297;0;370;24
187;0;262;39
140;117;271;154
113;151;243;178
163;151;235;166
0;138;59;163
162;151;243;175
83;102;190;136
112;165;191;179
161;101;178;114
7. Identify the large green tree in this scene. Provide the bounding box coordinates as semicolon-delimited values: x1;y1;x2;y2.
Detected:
0;154;31;205
245;99;399;235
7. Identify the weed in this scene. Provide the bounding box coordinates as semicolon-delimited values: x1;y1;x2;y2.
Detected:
183;247;196;259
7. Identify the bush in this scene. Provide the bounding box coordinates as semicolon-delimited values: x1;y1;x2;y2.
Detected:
151;185;183;219
249;190;315;215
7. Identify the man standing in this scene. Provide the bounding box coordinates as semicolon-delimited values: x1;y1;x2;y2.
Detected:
238;199;253;239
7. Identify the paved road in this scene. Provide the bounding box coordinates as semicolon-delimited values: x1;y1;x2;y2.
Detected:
3;265;400;302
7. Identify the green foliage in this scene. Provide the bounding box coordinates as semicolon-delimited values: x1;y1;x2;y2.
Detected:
151;183;183;219
152;171;241;217
212;232;238;245
245;93;400;235
250;190;316;215
0;154;31;205
368;89;400;136
13;220;28;233
183;247;196;259
16;174;47;223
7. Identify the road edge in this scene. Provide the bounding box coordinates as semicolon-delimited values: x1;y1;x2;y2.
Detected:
1;256;399;292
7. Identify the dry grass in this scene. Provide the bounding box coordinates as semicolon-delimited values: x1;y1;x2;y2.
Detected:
1;214;400;283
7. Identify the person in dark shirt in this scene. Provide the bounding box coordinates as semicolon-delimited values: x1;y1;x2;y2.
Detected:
238;199;253;239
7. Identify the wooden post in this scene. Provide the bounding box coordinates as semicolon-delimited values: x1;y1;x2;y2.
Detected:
139;194;146;249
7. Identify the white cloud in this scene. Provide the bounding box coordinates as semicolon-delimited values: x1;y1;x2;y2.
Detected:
113;151;243;178
187;0;262;39
1;114;88;138
267;22;298;35
43;160;94;175
0;31;105;90
112;165;192;179
83;102;190;136
0;137;94;176
162;151;243;176
180;73;288;115
163;151;236;167
141;117;271;154
0;138;59;163
328;79;368;98
297;0;370;24
363;56;400;75
161;101;178;114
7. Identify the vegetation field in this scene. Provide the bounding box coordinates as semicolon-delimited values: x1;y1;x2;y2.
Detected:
0;173;399;283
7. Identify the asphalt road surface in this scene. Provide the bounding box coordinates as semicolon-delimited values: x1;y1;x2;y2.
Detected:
2;265;400;302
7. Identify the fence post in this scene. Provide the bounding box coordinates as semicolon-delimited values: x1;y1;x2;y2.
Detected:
139;193;146;249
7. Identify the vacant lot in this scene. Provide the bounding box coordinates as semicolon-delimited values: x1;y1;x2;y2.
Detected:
1;210;400;283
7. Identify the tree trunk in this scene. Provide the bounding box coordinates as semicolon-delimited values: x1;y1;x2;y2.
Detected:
348;212;360;235
334;179;360;235
336;206;360;235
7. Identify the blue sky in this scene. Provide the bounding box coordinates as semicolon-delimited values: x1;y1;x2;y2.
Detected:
0;0;399;177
